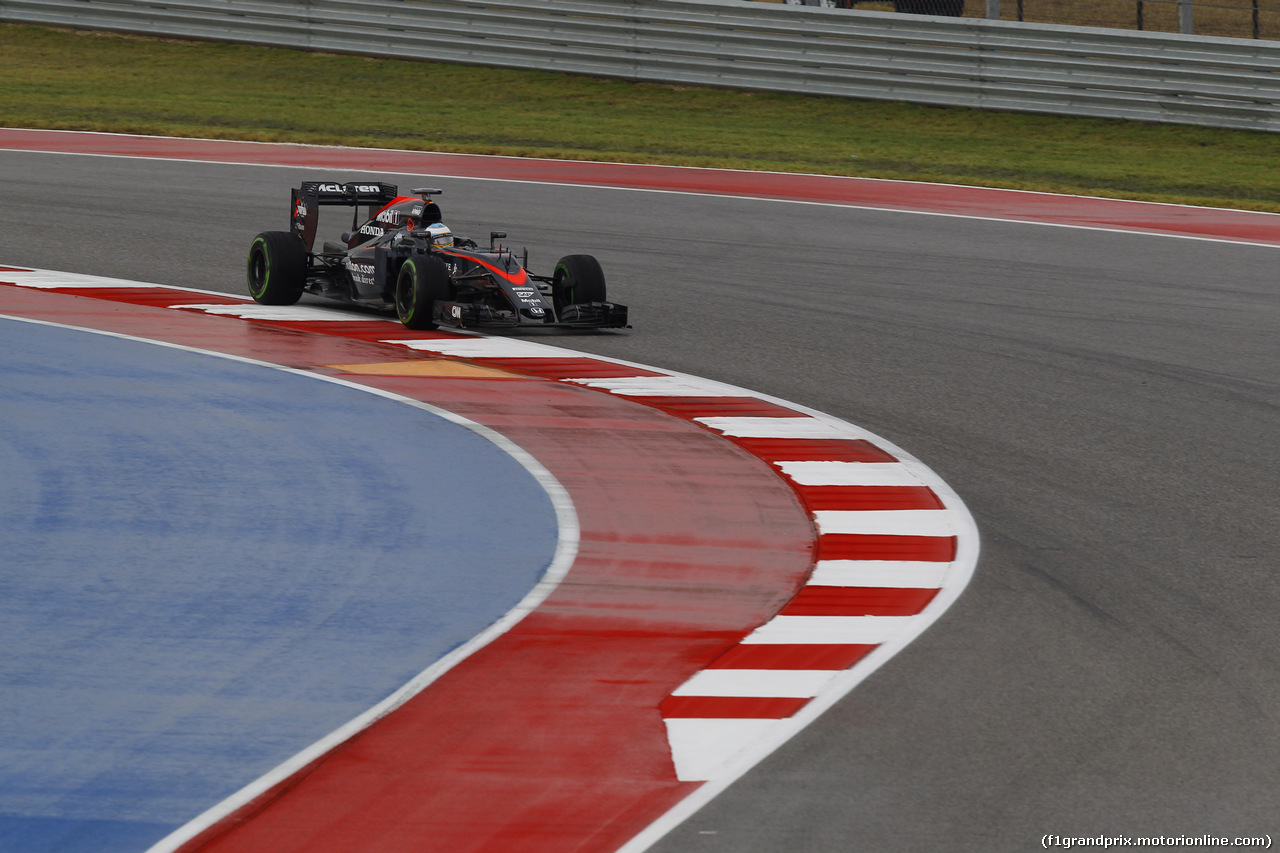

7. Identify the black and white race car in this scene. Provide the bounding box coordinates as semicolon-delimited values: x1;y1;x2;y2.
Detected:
246;181;628;330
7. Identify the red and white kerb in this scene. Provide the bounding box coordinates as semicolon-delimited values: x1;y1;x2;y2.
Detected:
1;268;977;794
390;336;976;784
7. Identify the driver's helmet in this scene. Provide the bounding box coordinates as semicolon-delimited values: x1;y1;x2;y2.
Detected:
424;222;453;250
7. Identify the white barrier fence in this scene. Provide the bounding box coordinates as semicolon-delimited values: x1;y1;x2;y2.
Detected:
3;0;1280;132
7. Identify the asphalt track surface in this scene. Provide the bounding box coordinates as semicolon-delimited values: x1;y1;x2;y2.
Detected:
2;141;1278;850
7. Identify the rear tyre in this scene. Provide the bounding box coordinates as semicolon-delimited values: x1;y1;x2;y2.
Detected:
247;231;306;305
396;254;450;329
552;254;606;314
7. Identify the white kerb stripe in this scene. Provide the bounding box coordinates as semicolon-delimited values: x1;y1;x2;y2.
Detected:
174;304;373;321
563;376;733;397
672;669;838;699
809;560;952;588
384;338;565;358
813;509;955;537
743;615;915;645
664;719;782;782
3;270;163;289
695;416;869;439
775;461;918;487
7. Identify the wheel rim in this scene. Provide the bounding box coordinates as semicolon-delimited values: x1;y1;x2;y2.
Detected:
249;245;268;298
553;267;570;310
397;266;415;320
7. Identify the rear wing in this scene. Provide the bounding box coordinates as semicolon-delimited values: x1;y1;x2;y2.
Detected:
291;181;400;251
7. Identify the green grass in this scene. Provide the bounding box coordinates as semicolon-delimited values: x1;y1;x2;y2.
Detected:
4;23;1280;211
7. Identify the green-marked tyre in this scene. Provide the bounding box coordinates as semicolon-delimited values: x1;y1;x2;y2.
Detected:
247;231;306;305
395;254;450;330
552;254;606;315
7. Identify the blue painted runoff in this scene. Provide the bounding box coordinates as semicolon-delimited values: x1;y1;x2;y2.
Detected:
0;317;561;853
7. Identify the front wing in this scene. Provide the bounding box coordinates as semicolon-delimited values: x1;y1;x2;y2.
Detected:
434;300;629;329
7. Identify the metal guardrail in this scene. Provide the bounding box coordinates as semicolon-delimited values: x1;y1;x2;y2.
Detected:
2;0;1280;132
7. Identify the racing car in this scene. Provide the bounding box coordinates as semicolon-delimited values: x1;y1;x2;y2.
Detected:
246;181;628;330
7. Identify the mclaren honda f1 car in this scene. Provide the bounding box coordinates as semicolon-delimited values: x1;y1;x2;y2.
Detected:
246;181;628;330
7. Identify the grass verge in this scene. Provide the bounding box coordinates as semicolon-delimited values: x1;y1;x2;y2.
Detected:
3;23;1280;212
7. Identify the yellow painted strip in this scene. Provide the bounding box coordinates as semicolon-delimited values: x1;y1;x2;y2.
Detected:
324;360;520;378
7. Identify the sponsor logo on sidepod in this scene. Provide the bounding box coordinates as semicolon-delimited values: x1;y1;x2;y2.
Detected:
346;259;376;286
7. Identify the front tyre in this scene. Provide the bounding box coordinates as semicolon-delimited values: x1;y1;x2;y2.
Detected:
552;254;606;314
396;254;450;329
247;231;306;305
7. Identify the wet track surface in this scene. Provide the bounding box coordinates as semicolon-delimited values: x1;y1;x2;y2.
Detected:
2;149;1278;850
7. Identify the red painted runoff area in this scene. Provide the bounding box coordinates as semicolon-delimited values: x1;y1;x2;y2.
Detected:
4;128;1280;245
